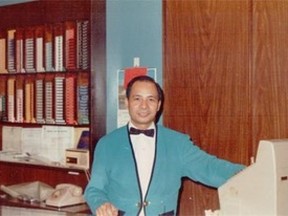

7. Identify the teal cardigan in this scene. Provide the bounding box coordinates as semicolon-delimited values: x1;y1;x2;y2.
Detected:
84;125;244;215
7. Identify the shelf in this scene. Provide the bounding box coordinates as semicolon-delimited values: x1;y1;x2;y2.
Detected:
0;0;106;203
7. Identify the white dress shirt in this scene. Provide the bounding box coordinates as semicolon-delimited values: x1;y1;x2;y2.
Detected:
129;122;156;216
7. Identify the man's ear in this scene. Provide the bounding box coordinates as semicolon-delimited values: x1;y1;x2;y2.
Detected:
157;100;162;111
125;98;129;108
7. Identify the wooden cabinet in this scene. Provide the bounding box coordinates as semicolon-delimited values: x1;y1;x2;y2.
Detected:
0;161;88;189
0;0;106;192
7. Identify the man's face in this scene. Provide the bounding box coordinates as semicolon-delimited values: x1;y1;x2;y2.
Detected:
126;81;161;129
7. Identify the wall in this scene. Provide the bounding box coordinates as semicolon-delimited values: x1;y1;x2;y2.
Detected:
106;0;162;132
164;0;288;215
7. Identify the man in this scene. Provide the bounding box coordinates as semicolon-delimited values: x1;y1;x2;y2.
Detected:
84;75;245;216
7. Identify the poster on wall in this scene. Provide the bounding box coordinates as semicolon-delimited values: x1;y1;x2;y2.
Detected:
117;67;157;128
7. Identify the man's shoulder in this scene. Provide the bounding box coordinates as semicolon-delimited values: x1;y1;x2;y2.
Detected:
157;124;188;138
105;126;127;137
157;125;193;151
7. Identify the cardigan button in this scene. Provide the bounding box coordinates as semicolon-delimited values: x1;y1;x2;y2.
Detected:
137;201;150;208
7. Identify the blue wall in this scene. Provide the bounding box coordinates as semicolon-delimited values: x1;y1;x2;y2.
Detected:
106;0;162;132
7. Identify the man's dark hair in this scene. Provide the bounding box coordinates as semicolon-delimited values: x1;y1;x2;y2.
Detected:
126;75;163;102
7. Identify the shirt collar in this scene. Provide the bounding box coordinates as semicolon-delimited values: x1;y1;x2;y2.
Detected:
128;122;156;131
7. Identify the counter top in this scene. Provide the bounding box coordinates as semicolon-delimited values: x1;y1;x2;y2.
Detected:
0;205;91;215
0;194;91;215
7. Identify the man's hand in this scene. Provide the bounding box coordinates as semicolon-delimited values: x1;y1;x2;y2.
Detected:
96;202;118;216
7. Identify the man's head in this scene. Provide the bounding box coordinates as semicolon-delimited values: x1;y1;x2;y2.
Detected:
125;76;163;129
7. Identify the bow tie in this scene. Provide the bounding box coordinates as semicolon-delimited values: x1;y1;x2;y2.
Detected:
129;127;155;137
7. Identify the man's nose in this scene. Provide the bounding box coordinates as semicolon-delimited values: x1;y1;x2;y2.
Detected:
140;99;148;108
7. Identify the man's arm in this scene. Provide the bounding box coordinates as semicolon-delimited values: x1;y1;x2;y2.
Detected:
84;139;113;214
179;135;245;187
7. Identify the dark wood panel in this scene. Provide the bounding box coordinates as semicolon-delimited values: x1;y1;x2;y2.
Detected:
0;1;44;29
90;0;107;154
0;161;88;189
0;0;90;30
163;0;251;157
252;1;288;153
163;0;251;215
178;179;218;215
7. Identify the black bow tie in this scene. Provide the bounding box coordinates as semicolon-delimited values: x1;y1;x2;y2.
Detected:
129;127;155;137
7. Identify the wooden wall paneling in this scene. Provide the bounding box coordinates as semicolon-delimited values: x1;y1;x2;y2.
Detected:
252;1;288;155
0;1;90;30
90;0;107;155
163;0;251;215
42;0;91;24
0;1;44;29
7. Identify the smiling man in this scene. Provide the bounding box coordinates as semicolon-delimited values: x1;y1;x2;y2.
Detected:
84;75;245;216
